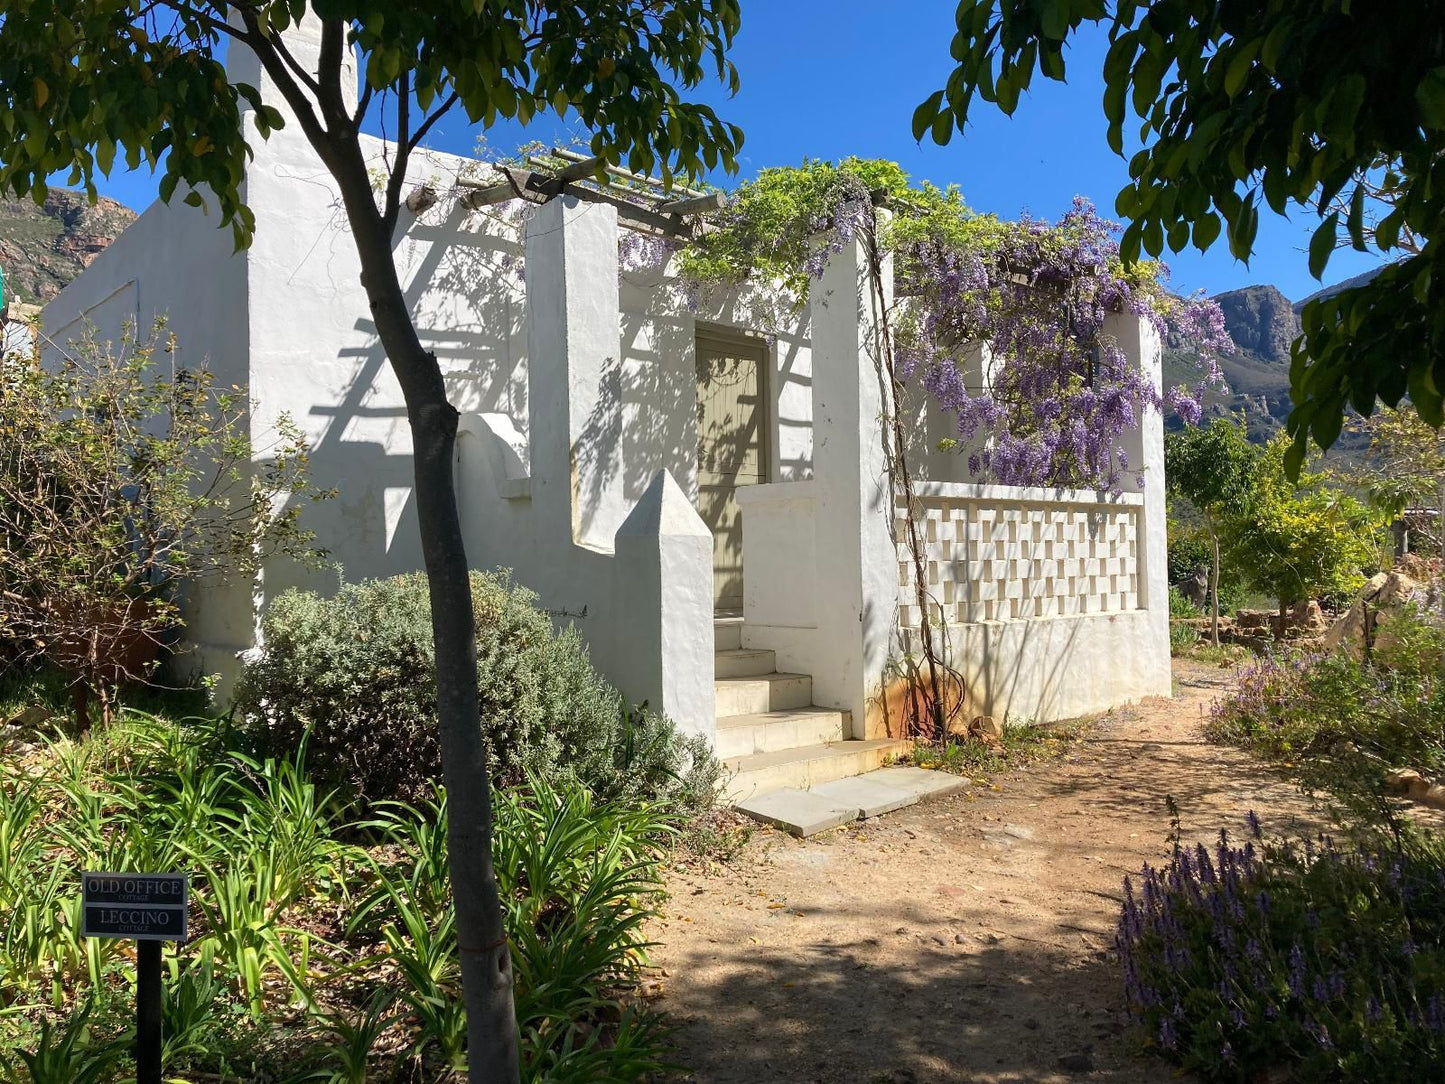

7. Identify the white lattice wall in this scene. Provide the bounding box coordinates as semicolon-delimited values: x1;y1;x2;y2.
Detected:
896;485;1142;627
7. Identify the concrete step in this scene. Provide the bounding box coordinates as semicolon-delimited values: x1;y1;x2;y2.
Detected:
714;672;812;718
714;707;849;760
714;616;743;651
722;738;909;804
733;765;964;837
714;648;777;679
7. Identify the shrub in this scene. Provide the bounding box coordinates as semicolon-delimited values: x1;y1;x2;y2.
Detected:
0;321;327;726
1118;816;1445;1081
1207;610;1445;816
0;712;681;1082
234;570;718;808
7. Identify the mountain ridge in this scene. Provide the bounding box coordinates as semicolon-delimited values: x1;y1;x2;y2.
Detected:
0;187;136;308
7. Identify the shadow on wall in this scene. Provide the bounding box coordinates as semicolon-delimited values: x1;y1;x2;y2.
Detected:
265;202;525;598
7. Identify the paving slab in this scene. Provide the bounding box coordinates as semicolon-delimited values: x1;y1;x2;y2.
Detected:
734;787;859;837
863;765;969;800
809;776;918;819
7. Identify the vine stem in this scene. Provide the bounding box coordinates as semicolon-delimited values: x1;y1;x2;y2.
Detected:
864;209;954;740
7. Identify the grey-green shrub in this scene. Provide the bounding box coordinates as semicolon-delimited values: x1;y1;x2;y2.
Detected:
233;570;718;807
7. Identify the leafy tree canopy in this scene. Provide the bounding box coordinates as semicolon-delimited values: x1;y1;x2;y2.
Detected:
0;0;743;248
1165;414;1254;515
918;1;1445;476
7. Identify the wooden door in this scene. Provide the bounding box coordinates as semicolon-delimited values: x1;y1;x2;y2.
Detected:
695;333;767;613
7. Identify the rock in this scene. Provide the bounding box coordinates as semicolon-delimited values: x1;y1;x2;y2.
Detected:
4;705;51;730
1422;785;1445;809
1386;768;1426;794
1408;776;1434;801
968;715;1003;742
954;933;968;945
1290;599;1328;634
1056;1051;1096;1073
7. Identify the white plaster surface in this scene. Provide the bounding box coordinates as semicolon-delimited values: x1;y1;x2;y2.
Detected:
39;27;1171;744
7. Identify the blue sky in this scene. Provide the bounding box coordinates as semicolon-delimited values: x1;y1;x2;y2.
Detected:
92;1;1385;302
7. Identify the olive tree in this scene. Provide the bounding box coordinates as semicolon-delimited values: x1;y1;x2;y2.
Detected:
0;4;742;1078
918;1;1445;473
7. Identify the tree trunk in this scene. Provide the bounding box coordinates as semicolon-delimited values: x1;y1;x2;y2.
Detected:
330;161;519;1084
1209;525;1221;647
1276;597;1287;642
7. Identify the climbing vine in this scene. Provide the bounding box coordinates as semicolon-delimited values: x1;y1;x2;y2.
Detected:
676;158;1230;739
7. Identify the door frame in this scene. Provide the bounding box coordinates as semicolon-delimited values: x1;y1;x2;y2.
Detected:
694;322;772;487
694;324;771;615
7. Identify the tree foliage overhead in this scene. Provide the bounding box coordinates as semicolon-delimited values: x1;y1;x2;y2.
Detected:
0;0;742;248
918;1;1445;475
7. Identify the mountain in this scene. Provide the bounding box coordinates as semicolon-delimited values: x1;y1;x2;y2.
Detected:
0;188;136;307
1164;277;1377;457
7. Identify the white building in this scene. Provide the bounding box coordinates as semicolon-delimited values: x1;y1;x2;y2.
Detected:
43;27;1171;803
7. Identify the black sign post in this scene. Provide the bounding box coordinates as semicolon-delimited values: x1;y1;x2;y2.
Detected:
82;872;187;1084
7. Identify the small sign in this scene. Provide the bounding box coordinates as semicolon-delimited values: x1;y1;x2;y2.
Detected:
82;872;188;942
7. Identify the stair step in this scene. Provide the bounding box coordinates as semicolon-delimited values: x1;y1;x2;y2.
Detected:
714;707;849;759
714;672;812;717
714;648;777;679
714;616;743;651
722;739;910;804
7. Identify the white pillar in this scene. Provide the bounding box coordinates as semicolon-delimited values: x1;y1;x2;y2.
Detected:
225;16;360;122
808;237;899;737
1107;311;1171;696
523;196;625;553
613;470;716;743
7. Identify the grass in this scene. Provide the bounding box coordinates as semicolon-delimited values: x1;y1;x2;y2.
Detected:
906;718;1089;779
0;703;686;1082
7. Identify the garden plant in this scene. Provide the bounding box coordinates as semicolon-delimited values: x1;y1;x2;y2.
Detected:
0;322;327;728
0;709;685;1082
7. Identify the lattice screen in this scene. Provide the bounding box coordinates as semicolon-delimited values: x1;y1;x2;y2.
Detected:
896;497;1140;627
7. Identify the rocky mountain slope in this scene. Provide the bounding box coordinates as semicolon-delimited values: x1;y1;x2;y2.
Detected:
1165;269;1384;453
0;188;135;306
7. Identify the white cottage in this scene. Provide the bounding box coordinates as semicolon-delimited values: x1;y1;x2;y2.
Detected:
42;26;1171;804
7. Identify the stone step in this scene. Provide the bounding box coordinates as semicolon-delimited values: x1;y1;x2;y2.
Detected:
733;765;965;837
714;616;742;651
714;648;777;679
714;707;849;760
714;672;812;718
722;738;909;804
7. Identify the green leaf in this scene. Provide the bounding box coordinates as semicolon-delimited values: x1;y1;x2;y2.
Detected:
1192;211;1221;251
1416;66;1445;128
912;90;945;142
1308;212;1339;280
1040;0;1068;39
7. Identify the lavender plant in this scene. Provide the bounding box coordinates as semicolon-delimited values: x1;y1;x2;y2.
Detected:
1118;817;1445;1081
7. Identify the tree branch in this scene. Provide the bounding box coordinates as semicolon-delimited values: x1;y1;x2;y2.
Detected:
407;93;459;153
382;71;412;231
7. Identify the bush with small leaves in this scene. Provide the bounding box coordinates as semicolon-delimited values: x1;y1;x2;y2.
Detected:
233;570;718;809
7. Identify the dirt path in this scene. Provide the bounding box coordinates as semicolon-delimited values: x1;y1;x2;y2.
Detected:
649;661;1328;1083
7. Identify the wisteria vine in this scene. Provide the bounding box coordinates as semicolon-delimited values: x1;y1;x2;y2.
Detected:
679;159;1233;493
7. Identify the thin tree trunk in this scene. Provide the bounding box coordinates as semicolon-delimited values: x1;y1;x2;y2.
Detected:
227;25;519;1080
329;150;519;1084
1277;597;1287;642
1209;524;1221;647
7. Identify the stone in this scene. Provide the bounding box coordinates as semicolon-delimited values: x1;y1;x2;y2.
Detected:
865;766;968;801
733;788;857;837
1056;1051;1095;1073
809;776;918;819
1421;785;1445;810
5;704;51;730
1408;776;1434;802
1386;768;1425;793
968;715;1004;742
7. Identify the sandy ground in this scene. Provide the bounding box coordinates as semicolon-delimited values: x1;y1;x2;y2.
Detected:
648;661;1329;1083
